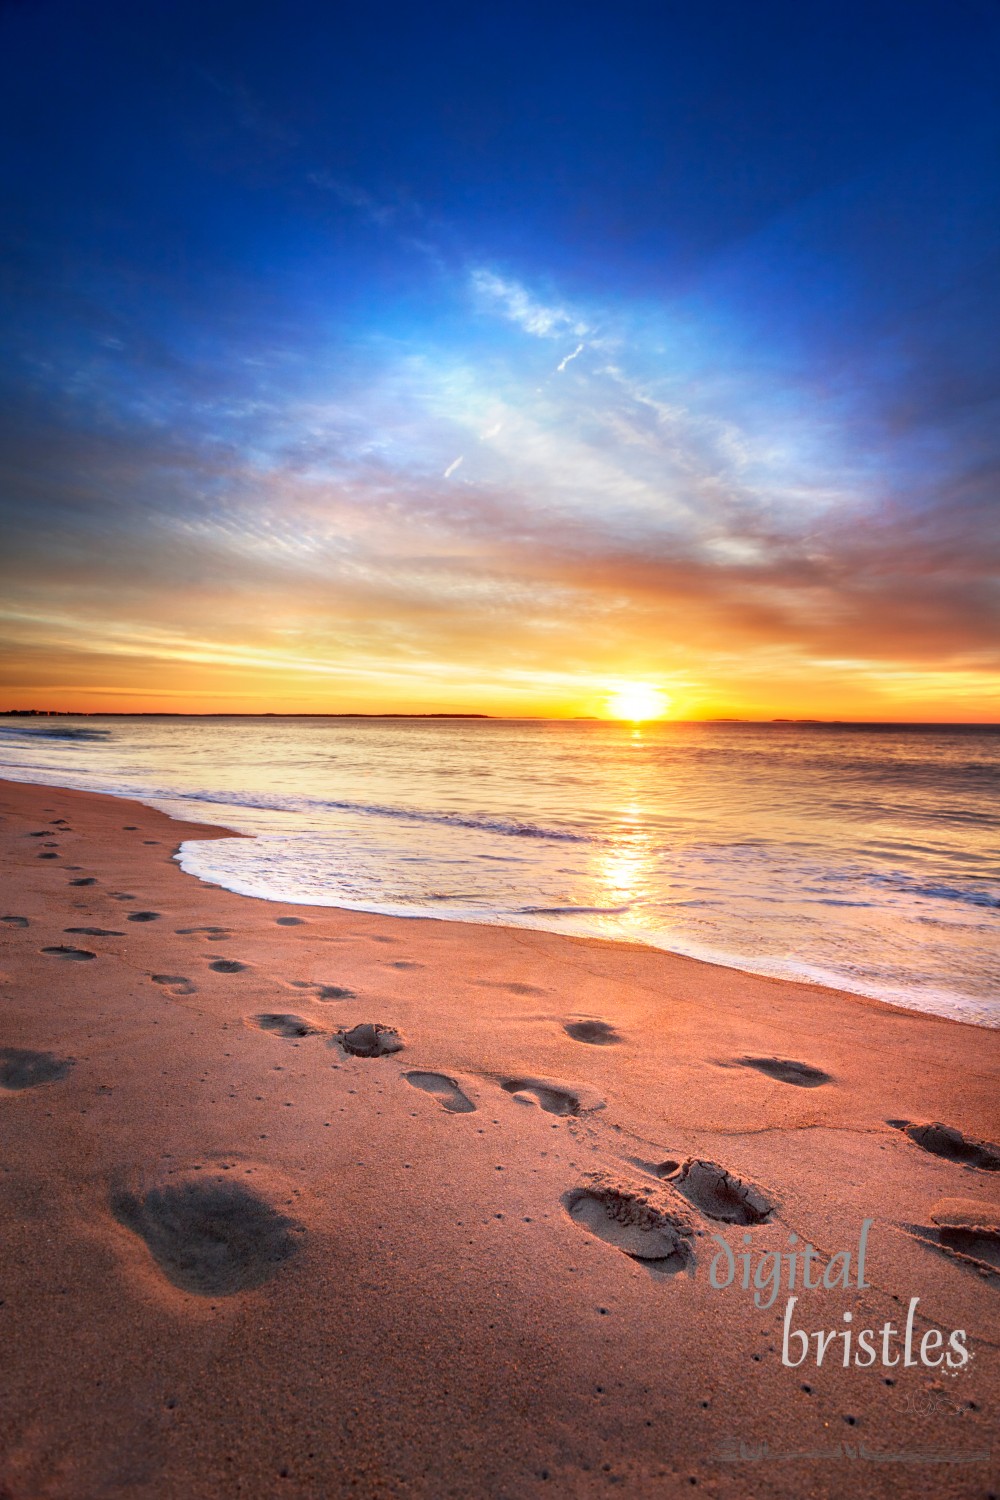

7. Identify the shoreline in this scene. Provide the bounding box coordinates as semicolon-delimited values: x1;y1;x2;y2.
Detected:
2;768;994;1029
1;777;998;1497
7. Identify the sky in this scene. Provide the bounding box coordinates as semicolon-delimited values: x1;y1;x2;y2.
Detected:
1;0;998;719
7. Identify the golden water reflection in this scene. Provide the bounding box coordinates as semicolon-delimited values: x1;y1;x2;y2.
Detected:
591;799;658;919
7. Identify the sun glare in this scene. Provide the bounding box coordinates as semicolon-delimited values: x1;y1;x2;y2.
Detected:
604;684;670;722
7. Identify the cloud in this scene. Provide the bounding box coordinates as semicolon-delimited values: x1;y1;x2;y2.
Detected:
556;343;585;373
469;269;590;339
1;249;997;715
308;172;398;227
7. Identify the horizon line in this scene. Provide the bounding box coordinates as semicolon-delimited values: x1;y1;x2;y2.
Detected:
2;710;998;727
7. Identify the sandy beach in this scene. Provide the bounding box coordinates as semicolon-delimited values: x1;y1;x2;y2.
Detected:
1;776;997;1498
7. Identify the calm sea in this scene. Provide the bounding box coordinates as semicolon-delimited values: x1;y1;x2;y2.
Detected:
1;716;997;1025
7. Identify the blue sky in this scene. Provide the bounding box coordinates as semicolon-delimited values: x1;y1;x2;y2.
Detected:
1;0;998;715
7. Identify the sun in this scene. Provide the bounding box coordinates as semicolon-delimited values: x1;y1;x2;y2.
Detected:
604;684;670;722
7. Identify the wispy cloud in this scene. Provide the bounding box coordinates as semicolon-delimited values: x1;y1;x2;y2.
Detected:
556;343;585;373
470;269;590;339
308;172;399;227
443;455;463;478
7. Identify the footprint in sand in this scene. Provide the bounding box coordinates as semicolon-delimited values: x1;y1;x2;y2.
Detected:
500;1076;601;1116
564;1178;694;1274
151;974;197;997
1;915;29;928
250;1013;323;1039
65;926;125;937
111;1176;300;1295
737;1056;831;1088
564;1019;620;1045
37;852;60;859
123;825;138;830
0;1047;74;1090
889;1120;1000;1172
405;1071;476;1113
630;1156;682;1180
127;911;161;923
287;980;356;1000
209;959;249;974
476;979;546;996
333;1023;404;1057
275;917;305;926
50;819;70;827
671;1158;774;1225
42;945;96;961
69;877;97;886
908;1200;1000;1273
388;960;423;970
110;893;136;901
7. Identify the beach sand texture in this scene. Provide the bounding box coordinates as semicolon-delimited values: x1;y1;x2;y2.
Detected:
1;779;997;1498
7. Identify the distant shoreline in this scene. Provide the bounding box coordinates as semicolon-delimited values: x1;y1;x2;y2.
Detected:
2;710;998;727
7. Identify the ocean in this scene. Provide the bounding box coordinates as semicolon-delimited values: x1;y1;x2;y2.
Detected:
1;716;997;1026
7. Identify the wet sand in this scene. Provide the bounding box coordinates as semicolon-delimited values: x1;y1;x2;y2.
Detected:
1;778;997;1498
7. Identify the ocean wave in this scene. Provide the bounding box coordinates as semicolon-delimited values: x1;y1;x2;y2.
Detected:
169;786;595;844
0;724;111;741
866;870;1000;911
517;903;633;915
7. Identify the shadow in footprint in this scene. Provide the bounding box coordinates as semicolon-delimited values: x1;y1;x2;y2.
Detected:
276;917;305;926
405;1071;476;1113
564;1019;620;1046
890;1120;1000;1172
151;974;197;997
673;1159;774;1225
66;927;124;937
112;1176;300;1294
388;960;423;970
209;959;249;974
127;911;161;923
251;1013;322;1039
0;1047;74;1090
177;926;230;936
564;1182;693;1274
69;878;97;886
737;1056;831;1088
316;984;355;1000
1;916;29;928
630;1156;682;1180
42;945;95;961
501;1078;581;1116
476;979;545;996
333;1023;403;1057
907;1201;1000;1273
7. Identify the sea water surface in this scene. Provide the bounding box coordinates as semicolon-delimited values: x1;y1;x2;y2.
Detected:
1;716;997;1025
